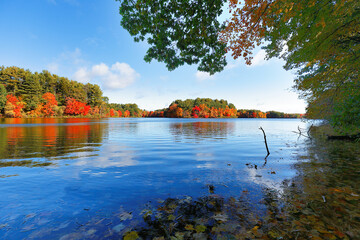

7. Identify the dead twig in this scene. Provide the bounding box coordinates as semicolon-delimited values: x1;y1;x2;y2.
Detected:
259;127;270;160
307;124;313;137
292;125;312;139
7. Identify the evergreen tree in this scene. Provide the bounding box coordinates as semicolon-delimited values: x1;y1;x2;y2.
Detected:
85;83;104;107
0;84;7;113
18;74;42;111
0;66;29;94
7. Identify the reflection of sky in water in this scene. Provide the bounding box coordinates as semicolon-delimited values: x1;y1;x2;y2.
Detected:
0;118;312;239
75;145;137;168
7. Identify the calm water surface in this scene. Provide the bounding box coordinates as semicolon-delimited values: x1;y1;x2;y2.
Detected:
0;118;358;239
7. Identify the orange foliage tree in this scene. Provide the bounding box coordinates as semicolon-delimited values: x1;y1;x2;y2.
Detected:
219;0;272;65
167;104;183;118
89;106;100;116
41;92;58;117
209;107;218;118
124;110;130;117
5;94;24;118
198;104;210;118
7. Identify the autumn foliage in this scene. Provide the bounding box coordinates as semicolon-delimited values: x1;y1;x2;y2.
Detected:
166;104;183;118
142;98;301;119
110;108;115;117
124;110;130;118
41;92;58;116
5;94;24;118
64;97;91;116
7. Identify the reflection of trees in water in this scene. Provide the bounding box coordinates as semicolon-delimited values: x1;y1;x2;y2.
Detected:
108;121;139;137
0;118;107;167
170;121;235;141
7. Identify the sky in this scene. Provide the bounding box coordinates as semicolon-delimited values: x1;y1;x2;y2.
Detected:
0;0;306;113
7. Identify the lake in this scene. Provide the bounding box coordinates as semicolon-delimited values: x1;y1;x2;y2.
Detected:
0;118;359;239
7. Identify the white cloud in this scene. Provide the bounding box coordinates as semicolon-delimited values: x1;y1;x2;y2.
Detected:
251;50;267;67
73;67;90;83
195;71;214;81
73;62;140;89
224;50;268;70
92;63;109;76
225;61;241;70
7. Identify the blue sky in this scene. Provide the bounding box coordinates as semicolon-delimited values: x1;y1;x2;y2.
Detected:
0;0;306;113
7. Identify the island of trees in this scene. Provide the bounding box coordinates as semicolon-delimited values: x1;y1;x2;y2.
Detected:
0;66;302;119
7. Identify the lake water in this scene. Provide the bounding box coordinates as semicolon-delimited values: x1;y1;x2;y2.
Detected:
0;118;359;239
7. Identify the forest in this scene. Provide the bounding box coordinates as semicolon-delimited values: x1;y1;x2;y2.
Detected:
0;66;142;118
0;66;301;119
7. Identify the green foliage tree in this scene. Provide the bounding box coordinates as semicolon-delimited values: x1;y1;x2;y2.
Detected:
117;0;227;74
38;70;57;94
266;111;285;118
172;98;236;113
0;66;30;94
0;84;7;112
85;83;103;107
262;0;359;132
18;75;42;111
329;82;360;134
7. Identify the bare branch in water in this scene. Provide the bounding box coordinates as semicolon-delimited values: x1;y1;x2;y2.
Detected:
259;127;270;160
292;125;312;139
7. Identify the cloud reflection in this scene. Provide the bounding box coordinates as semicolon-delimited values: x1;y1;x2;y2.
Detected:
74;144;138;168
246;167;283;194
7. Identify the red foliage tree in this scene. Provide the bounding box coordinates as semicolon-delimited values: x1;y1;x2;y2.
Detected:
83;105;91;116
192;106;201;118
6;94;24;118
118;110;123;117
64;97;91;116
110;108;115;117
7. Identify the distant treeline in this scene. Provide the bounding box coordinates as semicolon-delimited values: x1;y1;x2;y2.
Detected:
0;66;303;119
143;98;237;118
144;98;303;119
237;109;303;119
